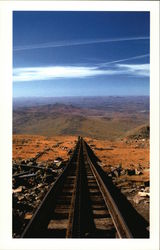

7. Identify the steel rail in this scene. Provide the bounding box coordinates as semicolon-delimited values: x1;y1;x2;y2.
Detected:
21;138;80;238
20;136;133;238
82;139;133;238
66;140;81;237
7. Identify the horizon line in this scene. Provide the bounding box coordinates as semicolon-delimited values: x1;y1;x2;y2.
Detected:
13;95;150;98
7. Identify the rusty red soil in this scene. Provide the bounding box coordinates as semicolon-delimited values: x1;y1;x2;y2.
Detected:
13;134;149;181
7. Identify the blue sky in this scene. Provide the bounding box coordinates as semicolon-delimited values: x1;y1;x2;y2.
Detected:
13;11;150;97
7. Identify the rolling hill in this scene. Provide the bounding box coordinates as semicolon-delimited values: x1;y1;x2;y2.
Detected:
13;96;149;140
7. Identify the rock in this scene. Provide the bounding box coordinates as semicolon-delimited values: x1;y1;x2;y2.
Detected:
13;155;66;237
55;161;62;168
12;186;25;193
135;168;142;175
24;213;32;220
144;200;149;204
144;187;150;193
37;183;43;188
17;195;25;201
108;173;112;177
54;157;63;162
111;167;116;172
133;195;145;204
97;162;105;167
27;162;34;166
138;191;150;197
120;169;126;176
113;170;119;177
121;188;136;194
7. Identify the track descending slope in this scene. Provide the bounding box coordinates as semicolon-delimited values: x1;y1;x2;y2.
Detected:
21;137;133;238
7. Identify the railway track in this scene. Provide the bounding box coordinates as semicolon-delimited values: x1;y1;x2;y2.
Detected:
21;137;133;238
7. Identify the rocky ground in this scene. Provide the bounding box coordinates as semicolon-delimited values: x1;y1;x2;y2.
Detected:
12;135;77;237
12;134;149;237
85;137;150;225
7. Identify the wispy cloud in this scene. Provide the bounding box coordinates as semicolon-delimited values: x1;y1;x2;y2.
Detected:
13;62;149;82
13;36;149;51
117;63;150;77
99;54;149;66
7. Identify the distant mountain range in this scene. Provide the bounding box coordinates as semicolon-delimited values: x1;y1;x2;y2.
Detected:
13;96;149;140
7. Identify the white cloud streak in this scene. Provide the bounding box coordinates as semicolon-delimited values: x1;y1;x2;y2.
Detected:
13;36;149;51
117;63;150;77
13;66;115;82
99;54;149;66
13;63;149;82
